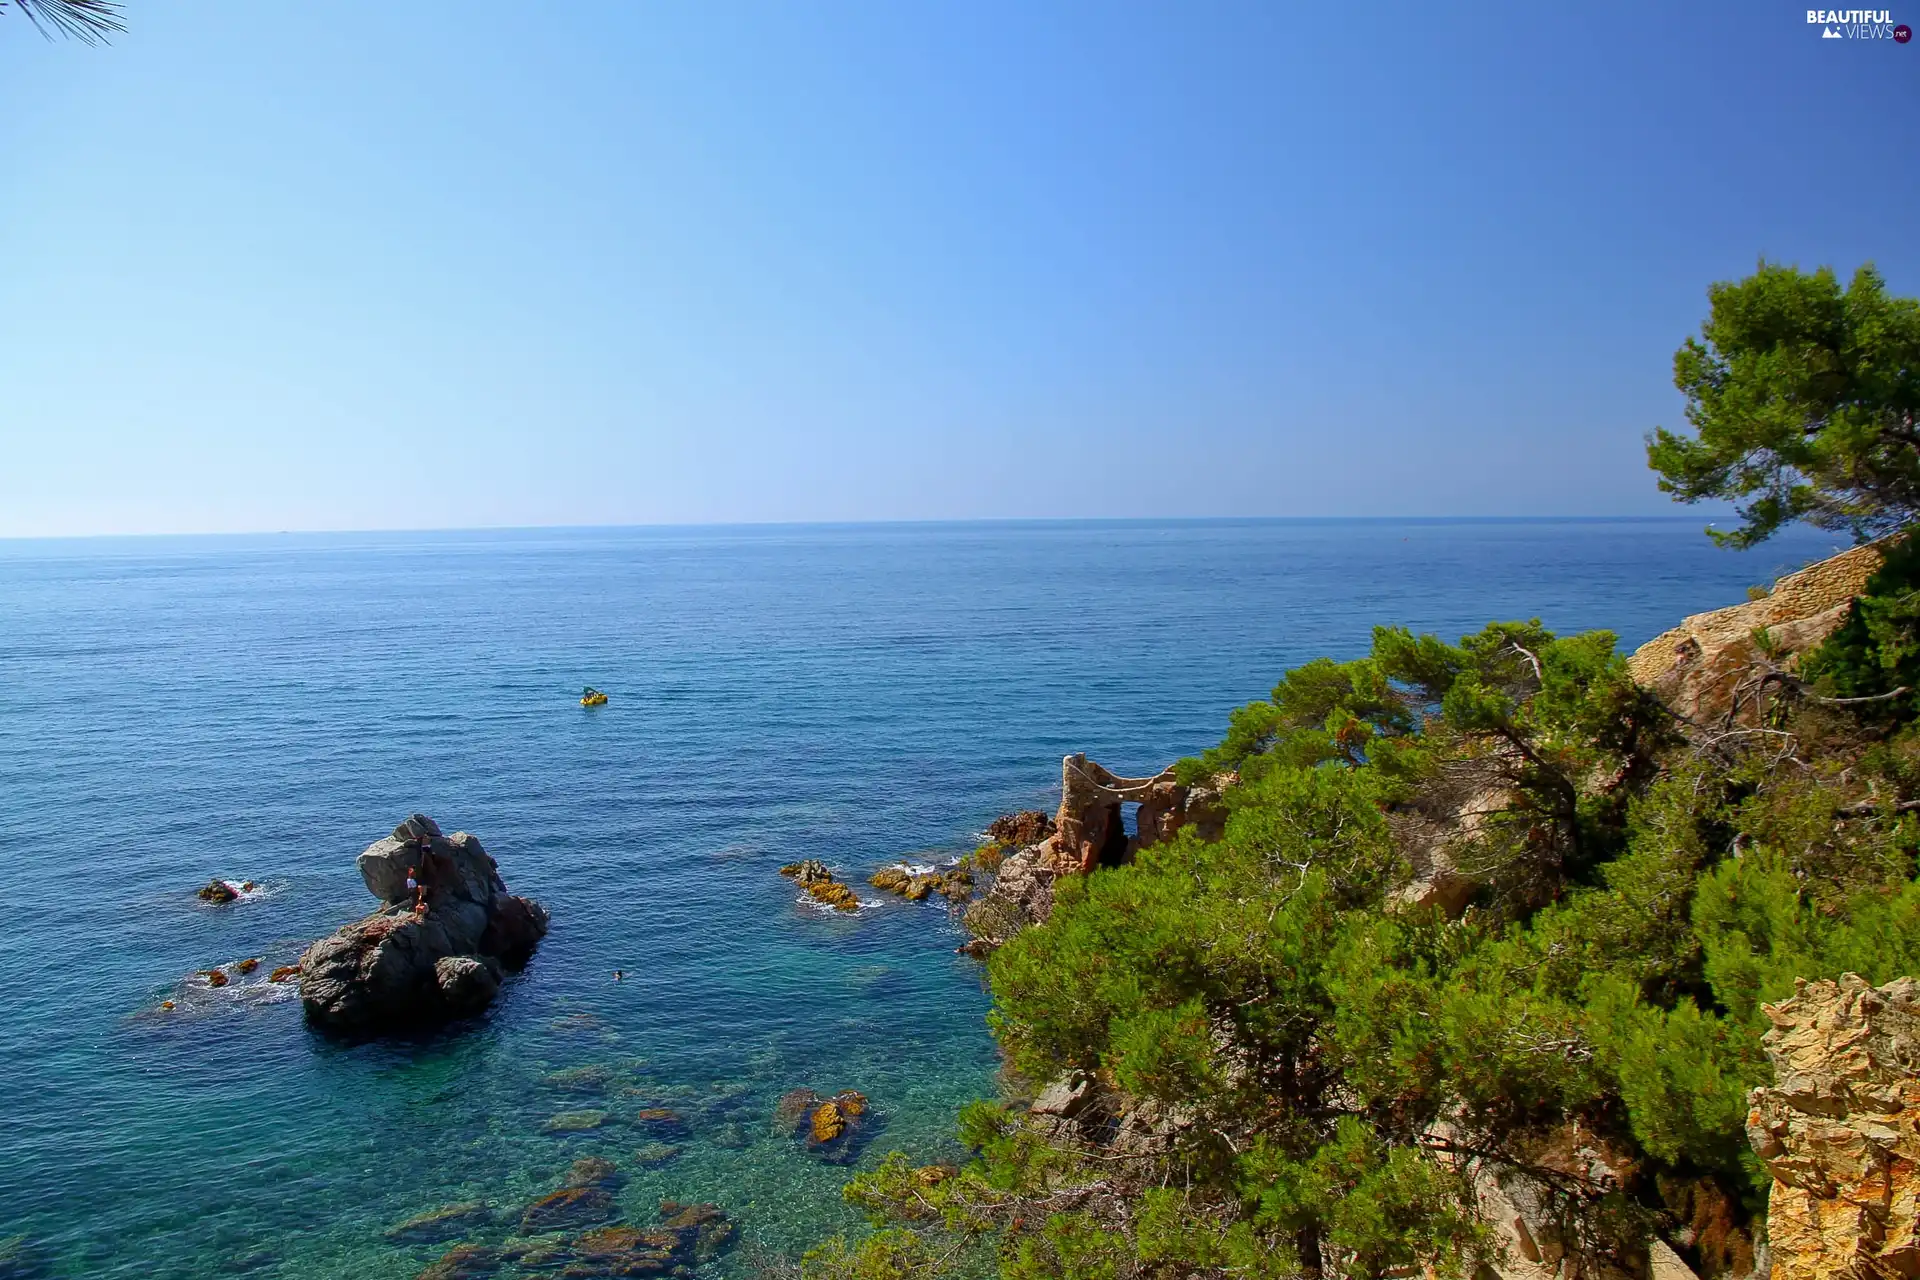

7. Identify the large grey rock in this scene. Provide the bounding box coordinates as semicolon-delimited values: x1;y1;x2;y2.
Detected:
434;955;502;1015
1030;1072;1092;1118
358;823;502;910
299;815;547;1034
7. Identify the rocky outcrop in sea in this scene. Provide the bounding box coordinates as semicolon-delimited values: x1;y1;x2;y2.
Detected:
298;814;548;1033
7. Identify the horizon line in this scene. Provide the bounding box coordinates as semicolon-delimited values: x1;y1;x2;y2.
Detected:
0;512;1741;545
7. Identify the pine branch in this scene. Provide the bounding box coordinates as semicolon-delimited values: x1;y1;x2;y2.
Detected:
3;0;126;45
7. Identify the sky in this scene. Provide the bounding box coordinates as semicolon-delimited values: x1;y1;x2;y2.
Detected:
0;2;1915;537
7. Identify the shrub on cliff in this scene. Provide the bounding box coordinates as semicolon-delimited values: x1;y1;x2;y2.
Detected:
818;611;1920;1280
1796;532;1920;717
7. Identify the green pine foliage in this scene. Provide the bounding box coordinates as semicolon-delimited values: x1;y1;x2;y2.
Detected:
1646;262;1920;549
1796;532;1920;716
811;599;1920;1280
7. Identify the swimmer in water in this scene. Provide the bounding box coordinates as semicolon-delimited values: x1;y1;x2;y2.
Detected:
612;970;624;981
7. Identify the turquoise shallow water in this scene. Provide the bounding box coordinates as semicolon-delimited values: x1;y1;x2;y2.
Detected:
0;518;1839;1278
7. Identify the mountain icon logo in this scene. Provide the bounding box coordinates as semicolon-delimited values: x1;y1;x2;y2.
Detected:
1822;25;1843;35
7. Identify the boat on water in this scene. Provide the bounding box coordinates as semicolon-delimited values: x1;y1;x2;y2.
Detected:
580;687;608;707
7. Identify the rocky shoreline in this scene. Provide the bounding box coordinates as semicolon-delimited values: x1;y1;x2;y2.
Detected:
114;539;1920;1280
910;541;1920;1280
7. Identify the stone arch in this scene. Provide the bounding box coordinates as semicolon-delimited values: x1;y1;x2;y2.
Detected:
1050;753;1231;874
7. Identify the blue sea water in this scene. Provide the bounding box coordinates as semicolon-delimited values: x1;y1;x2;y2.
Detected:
0;517;1842;1279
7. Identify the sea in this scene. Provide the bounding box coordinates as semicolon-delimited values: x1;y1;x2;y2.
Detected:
0;517;1841;1279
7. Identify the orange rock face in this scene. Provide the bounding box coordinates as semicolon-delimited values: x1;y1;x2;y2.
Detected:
1627;542;1884;730
781;860;862;911
1747;974;1920;1280
809;1101;846;1143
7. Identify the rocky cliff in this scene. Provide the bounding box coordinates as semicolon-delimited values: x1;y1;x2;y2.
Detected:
299;814;548;1033
1747;975;1920;1280
1626;542;1883;730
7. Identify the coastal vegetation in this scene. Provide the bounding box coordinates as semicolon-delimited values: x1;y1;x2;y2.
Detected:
799;263;1920;1279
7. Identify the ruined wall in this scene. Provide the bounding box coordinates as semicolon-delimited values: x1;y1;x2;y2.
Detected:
1048;753;1231;874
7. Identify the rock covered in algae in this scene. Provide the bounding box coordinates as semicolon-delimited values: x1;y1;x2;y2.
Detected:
632;1140;682;1166
774;1087;872;1162
632;1107;689;1137
869;864;974;903
779;860;861;911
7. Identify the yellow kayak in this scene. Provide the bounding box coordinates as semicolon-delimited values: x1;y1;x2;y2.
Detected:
581;688;608;707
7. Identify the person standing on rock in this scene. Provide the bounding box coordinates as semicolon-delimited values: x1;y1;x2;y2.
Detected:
411;832;435;914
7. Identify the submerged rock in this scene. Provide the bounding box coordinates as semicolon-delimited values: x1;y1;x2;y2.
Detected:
384;1201;496;1245
566;1224;679;1274
774;1087;871;1163
543;1109;609;1133
520;1186;619;1233
424;1199;734;1279
632;1141;682;1166
544;1064;615;1094
562;1156;622;1190
414;1243;500;1280
632;1107;689;1138
297;815;548;1034
0;1234;50;1280
659;1201;736;1262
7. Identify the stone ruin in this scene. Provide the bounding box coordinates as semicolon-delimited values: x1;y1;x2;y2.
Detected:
1045;753;1232;874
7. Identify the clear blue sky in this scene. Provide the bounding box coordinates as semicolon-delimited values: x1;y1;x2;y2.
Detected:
1;2;1915;536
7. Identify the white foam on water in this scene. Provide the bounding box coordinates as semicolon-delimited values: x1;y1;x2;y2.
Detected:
210;878;281;903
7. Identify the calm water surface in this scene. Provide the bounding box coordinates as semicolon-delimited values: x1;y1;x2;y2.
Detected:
0;518;1840;1278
